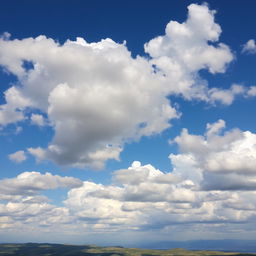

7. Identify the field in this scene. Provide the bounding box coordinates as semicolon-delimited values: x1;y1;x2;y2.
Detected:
0;243;255;256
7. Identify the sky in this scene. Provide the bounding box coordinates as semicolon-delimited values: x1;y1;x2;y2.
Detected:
1;0;256;247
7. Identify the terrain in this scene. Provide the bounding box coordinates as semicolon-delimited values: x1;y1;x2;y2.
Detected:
0;243;255;256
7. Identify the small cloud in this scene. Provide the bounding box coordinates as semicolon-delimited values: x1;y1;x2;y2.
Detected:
0;32;11;40
247;86;256;97
14;126;23;135
206;119;225;137
208;84;249;105
30;113;46;127
8;150;27;163
242;39;256;54
27;147;46;162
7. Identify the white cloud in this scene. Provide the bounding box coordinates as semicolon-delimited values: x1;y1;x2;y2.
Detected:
1;3;256;240
0;3;253;169
0;87;31;125
8;150;27;163
0;170;83;234
0;35;180;168
0;171;82;196
0;105;24;126
64;157;256;232
1;155;256;238
64;161;200;229
144;3;235;103
30;113;46;126
242;39;256;54
113;161;180;185
208;84;246;105
206;119;225;137
171;120;256;190
145;4;232;75
247;86;256;97
27;147;46;162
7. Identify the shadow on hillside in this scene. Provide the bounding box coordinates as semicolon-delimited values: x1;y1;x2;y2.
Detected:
0;244;125;256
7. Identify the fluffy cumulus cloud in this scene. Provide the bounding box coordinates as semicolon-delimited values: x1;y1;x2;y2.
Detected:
62;123;256;234
63;137;256;232
0;171;82;231
0;35;179;169
208;84;247;105
1;124;256;239
0;171;82;198
1;3;253;169
1;3;256;241
171;119;256;190
30;113;46;126
144;3;235;102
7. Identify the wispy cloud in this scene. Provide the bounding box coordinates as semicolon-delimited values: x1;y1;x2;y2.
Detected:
8;150;27;163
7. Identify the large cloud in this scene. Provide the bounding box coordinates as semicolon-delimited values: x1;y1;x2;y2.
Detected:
64;162;200;229
62;129;256;232
1;150;256;237
63;157;256;232
144;3;233;100
0;36;179;168
170;119;256;191
0;3;245;169
0;171;82;231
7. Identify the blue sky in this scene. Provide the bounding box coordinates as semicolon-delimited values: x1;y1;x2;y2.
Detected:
1;0;256;247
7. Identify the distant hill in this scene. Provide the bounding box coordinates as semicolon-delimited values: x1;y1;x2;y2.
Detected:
137;240;256;253
0;243;255;256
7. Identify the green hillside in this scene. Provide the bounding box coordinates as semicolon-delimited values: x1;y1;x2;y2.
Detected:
0;243;255;256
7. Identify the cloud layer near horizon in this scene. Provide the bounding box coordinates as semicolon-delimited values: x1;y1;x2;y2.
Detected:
1;121;256;239
1;3;253;169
